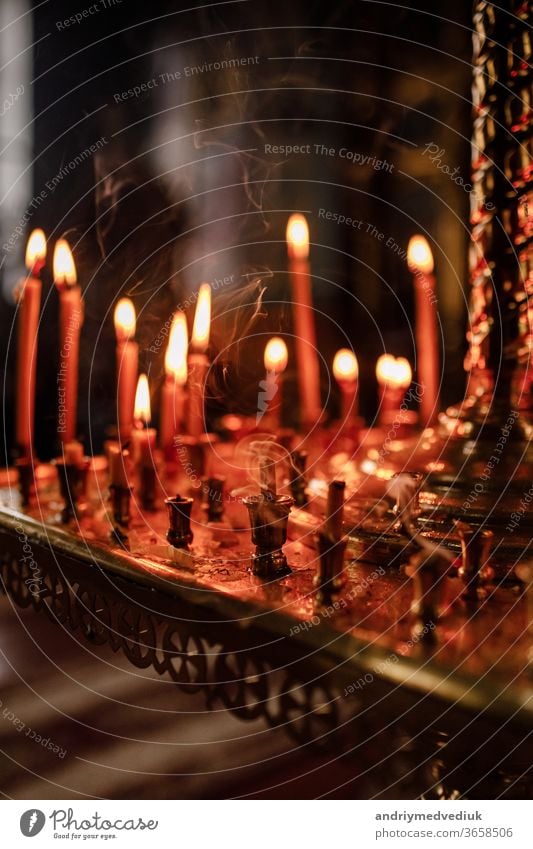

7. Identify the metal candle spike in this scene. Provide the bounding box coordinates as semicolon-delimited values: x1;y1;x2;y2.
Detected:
109;483;132;543
55;457;89;524
203;475;225;522
314;480;347;605
289;449;308;507
165;494;194;549
15;457;37;507
244;457;293;577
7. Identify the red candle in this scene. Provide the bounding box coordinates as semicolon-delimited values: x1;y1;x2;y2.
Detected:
114;298;139;444
15;229;46;455
131;374;157;466
54;240;83;443
286;214;321;427
408;235;439;428
160;311;188;451
108;443;131;488
333;348;359;423
260;336;288;431
376;354;412;423
187;283;211;437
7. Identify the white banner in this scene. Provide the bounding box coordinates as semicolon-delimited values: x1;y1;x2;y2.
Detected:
1;800;531;848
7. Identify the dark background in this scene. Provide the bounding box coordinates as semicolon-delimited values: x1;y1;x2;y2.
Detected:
1;0;472;460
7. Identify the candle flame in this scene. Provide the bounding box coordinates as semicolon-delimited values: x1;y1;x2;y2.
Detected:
333;348;358;383
407;235;434;273
165;311;188;384
134;373;151;425
286;214;309;260
25;229;46;273
53;239;77;287
376;354;412;389
191;283;211;352
264;336;288;373
114;298;136;342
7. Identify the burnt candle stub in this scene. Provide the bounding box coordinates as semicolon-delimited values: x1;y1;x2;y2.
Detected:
326;479;346;541
314;479;347;604
289;450;308;507
314;530;347;605
165;494;194;549
109;483;132;543
243;493;293;577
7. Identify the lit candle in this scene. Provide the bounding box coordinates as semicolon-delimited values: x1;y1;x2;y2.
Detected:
131;374;157;466
161;311;188;452
114;298;139;444
187;283;211;437
376;354;412;423
408;235;439;427
286;214;321;428
260;336;288;431
54;239;83;443
15;229;46;455
333;348;359;423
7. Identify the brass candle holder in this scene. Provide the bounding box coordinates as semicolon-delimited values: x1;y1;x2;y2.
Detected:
243;493;294;577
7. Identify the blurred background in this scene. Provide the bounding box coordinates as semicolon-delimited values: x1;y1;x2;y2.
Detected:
1;0;472;460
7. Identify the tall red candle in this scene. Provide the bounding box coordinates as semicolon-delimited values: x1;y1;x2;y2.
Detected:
187;283;211;438
131;374;157;466
333;348;359;423
54;239;83;443
160;311;188;451
114;298;139;444
286;214;321;428
376;354;412;423
408;235;439;428
260;336;288;431
15;229;46;455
